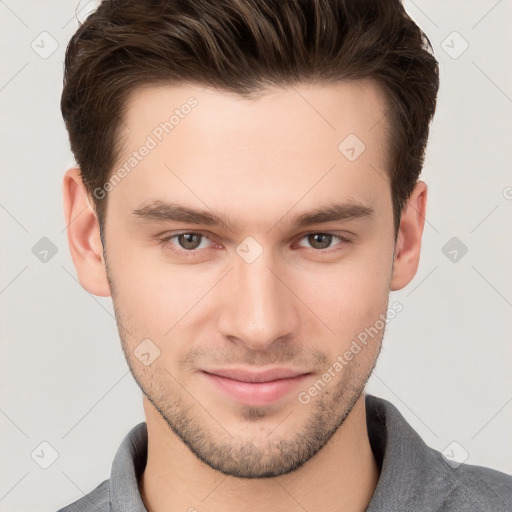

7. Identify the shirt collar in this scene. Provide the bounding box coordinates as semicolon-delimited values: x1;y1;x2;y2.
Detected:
365;394;455;511
108;393;454;512
110;418;148;512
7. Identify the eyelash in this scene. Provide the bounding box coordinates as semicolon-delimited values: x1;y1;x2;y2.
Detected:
158;231;351;257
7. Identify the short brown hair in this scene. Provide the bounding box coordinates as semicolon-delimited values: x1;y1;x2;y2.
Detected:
61;0;439;238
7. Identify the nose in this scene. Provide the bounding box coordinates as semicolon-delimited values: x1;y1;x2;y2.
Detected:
217;249;300;352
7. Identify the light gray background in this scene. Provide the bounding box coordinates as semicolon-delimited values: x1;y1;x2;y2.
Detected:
1;1;511;511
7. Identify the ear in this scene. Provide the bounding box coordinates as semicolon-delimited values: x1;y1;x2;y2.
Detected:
62;167;111;297
390;180;428;291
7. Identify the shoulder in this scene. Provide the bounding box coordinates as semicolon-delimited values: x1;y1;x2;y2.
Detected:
365;394;512;511
433;451;512;511
55;479;110;512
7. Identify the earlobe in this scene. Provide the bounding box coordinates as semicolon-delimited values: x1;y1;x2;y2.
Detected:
390;180;428;291
62;167;111;297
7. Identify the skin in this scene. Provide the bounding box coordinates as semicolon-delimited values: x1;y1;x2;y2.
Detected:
63;80;427;512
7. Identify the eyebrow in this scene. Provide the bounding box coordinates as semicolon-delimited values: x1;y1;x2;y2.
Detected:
131;200;374;233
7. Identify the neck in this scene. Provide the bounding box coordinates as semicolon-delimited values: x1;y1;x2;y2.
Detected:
139;393;379;512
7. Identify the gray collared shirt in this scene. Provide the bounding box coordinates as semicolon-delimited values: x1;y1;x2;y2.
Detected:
56;394;512;511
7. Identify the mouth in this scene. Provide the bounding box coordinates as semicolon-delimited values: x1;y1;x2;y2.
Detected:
201;367;312;406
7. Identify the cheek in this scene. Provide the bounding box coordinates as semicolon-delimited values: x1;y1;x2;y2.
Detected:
108;245;221;339
299;244;393;332
107;219;394;345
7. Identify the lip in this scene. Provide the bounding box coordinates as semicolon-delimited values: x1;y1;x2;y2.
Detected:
201;367;311;406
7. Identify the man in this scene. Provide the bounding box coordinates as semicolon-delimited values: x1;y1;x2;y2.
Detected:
57;0;512;511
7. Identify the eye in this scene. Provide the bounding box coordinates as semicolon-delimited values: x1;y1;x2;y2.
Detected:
159;231;350;257
161;231;214;254
296;233;349;252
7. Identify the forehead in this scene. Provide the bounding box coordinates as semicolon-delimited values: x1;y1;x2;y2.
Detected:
120;80;389;156
110;80;392;229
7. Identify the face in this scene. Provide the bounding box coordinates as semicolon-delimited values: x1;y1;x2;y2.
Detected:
100;81;397;478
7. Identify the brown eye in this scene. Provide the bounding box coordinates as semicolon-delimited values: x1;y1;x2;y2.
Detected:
295;232;350;253
307;233;334;250
160;231;214;255
177;233;203;250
